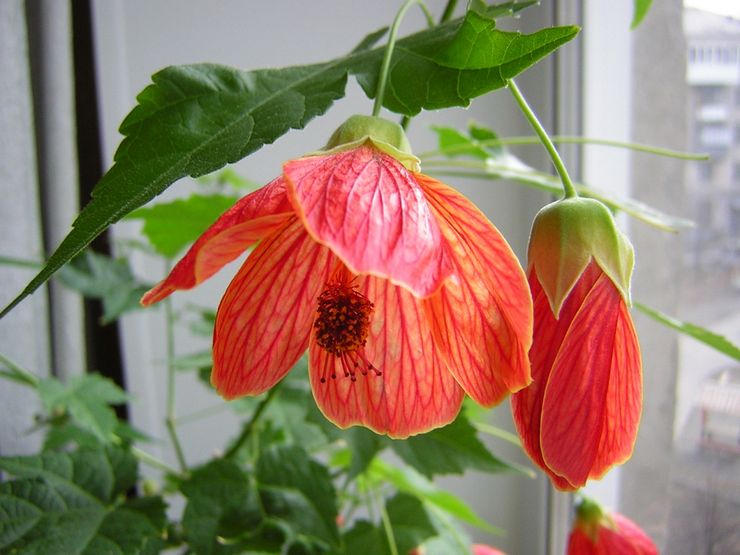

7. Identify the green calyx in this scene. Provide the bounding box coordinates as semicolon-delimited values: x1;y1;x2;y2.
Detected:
528;197;635;317
318;115;420;172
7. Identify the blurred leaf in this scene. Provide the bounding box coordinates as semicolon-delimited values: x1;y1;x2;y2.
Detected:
181;459;261;555
37;374;129;443
257;445;339;550
369;459;502;535
127;193;238;257
631;0;653;29
196;167;260;190
2;7;578;318
635;302;740;361
346;427;386;480
171;350;213;371
0;446;165;554
428;124;693;232
391;412;519;478
386;493;438;555
57;250;151;324
343;521;389;555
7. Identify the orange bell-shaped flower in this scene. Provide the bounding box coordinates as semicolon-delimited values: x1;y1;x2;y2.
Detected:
512;197;642;490
142;115;533;438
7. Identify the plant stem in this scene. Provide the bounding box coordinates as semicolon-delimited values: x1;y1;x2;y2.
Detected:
0;353;40;387
507;79;578;198
131;444;183;476
222;385;281;459
373;0;429;117
164;295;188;473
418;135;709;161
377;490;399;555
440;0;459;23
174;402;231;425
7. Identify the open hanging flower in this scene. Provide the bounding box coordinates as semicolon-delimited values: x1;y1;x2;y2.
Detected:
511;197;642;489
141;115;533;438
567;497;658;555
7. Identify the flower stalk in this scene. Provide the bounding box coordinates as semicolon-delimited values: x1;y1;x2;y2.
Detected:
507;79;578;199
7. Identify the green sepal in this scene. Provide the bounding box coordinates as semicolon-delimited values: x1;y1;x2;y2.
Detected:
528;197;635;316
309;115;420;172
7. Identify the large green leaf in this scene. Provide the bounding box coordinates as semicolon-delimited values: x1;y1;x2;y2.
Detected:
1;6;578;318
256;445;339;550
635;302;740;362
390;412;519;478
126;193;238;258
631;0;654;29
0;447;166;554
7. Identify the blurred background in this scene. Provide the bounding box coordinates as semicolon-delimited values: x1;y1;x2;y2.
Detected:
1;1;738;553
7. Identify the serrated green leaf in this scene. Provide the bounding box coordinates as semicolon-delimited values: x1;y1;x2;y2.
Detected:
257;445;339;549
2;7;578;319
0;447;158;554
57;250;151;323
369;459;502;535
127;193;238;257
631;0;653;29
37;374;129;442
635;302;740;361
391;412;515;478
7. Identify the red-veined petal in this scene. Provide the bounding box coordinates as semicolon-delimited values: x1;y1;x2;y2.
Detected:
212;218;335;399
511;270;577;490
141;177;293;305
283;145;453;298
309;275;464;438
419;174;532;406
604;514;658;555
539;263;642;488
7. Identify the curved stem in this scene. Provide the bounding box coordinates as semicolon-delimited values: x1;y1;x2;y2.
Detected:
377;490;399;555
222;384;281;460
164;295;188;473
440;0;459;23
507;79;578;198
418;135;709;161
373;0;429;117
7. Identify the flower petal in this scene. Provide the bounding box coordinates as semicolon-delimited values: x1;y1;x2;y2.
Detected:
141;177;293;305
283;145;453;298
539;263;642;488
605;514;658;555
309;275;464;438
511;270;577;490
419;174;533;406
212;218;335;399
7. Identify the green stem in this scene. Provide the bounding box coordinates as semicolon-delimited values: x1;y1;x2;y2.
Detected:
507;79;578;198
418;135;709;161
131;445;183;476
222;385;281;459
377;491;399;555
439;0;459;23
164;295;188;473
174;402;231;425
0;256;42;269
373;0;429;117
0;353;40;387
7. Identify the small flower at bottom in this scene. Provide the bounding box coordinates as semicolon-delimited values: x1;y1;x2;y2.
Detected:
512;198;642;489
141;115;533;438
567;497;658;555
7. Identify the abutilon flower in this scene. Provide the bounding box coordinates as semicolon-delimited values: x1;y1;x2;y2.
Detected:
567;497;658;555
511;197;642;490
141;115;533;438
